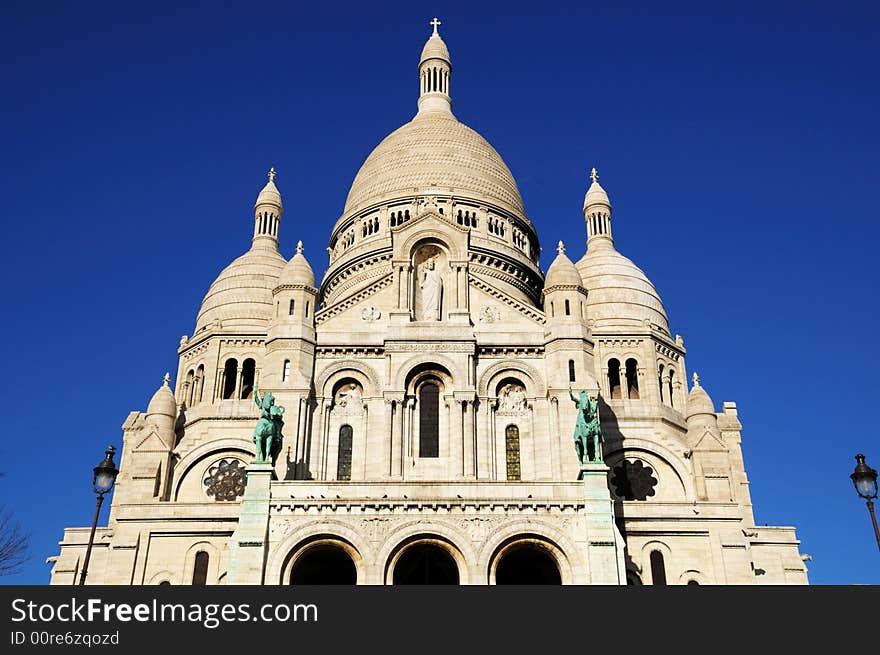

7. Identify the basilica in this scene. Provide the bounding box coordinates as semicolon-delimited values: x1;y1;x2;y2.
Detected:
50;22;809;585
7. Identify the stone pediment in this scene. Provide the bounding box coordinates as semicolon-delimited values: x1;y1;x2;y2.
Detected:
692;427;728;452
134;427;170;452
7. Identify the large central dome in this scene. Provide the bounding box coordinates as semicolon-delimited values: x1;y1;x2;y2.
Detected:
343;111;526;217
340;25;525;220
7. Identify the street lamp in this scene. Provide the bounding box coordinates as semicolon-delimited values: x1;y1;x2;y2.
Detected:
78;445;119;585
850;453;880;552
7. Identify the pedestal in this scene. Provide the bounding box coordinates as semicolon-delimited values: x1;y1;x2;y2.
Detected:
579;463;627;585
227;463;274;585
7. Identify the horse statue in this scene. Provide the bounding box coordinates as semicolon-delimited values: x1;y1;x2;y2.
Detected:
569;387;603;465
253;384;284;464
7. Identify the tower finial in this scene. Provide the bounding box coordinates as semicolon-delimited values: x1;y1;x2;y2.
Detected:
692;371;700;387
590;167;598;184
163;372;171;387
268;167;276;183
430;17;441;35
296;240;303;255
557;240;565;255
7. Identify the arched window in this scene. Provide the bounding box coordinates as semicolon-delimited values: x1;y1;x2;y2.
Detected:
564;299;571;316
289;299;295;315
650;550;667;585
625;358;640;400
658;363;665;403
282;360;290;383
192;551;209;586
608;359;622;399
240;359;256;399
337;425;353;481
667;368;675;408
222;359;238;400
505;425;521;481
185;369;194;406
687;580;700;585
568;360;576;383
196;365;205;403
418;382;440;458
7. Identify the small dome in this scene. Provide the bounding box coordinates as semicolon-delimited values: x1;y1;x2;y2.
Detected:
545;241;582;288
576;244;669;332
146;374;177;418
195;246;286;332
583;167;610;211
278;241;316;288
420;33;450;64
255;168;282;209
686;373;716;418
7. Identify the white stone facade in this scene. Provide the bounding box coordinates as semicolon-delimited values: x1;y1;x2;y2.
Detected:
50;23;808;586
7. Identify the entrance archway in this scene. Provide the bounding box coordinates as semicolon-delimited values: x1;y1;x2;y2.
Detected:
290;544;357;585
494;542;562;584
392;543;460;585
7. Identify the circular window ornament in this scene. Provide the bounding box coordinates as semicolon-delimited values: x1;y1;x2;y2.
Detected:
610;459;658;501
203;459;248;501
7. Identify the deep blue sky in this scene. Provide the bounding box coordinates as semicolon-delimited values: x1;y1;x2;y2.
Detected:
1;1;877;584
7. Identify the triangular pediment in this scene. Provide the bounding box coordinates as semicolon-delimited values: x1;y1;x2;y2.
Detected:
135;427;170;452
693;427;728;452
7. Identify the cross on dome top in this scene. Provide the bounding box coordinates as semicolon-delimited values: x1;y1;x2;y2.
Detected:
268;167;276;183
590;167;599;184
430;17;441;35
692;371;701;387
557;240;565;255
163;372;171;387
296;240;304;255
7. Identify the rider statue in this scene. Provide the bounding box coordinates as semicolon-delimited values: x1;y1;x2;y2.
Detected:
569;386;603;465
253;383;284;465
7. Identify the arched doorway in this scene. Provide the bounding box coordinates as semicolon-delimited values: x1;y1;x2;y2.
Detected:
290;545;357;585
392;543;460;585
494;543;561;584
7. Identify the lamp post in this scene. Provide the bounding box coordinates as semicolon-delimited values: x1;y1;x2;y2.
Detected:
850;453;880;552
78;445;119;585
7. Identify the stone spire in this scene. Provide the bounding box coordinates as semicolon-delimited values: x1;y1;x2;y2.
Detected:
583;167;613;250
418;18;452;115
253;167;283;249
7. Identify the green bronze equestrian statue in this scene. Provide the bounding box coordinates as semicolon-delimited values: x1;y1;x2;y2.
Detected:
569;386;603;465
253;384;284;465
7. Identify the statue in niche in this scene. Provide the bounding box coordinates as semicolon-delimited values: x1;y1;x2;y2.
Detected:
419;258;443;321
569;386;603;465
499;384;527;413
335;383;362;410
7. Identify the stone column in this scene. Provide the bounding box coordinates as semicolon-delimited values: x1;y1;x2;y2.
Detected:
476;397;491;479
383;397;394;478
227;463;273;584
463;398;476;479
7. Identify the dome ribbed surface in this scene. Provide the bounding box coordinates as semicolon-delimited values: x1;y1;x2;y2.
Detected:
279;251;316;288
576;245;669;331
146;381;177;418
420;34;450;63
686;384;716;418
196;246;286;332
545;250;582;288
343;112;525;217
584;180;610;209
255;179;281;208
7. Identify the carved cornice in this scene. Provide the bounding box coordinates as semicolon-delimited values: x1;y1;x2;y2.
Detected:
542;284;588;298
478;346;544;357
316;347;385;358
272;283;318;295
